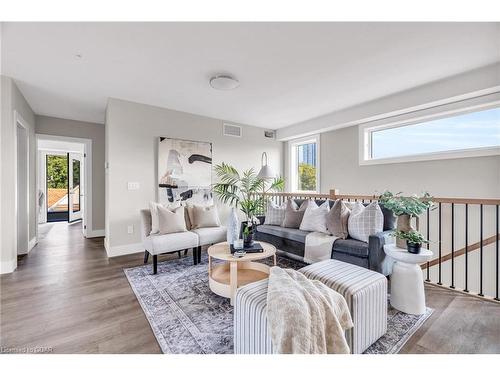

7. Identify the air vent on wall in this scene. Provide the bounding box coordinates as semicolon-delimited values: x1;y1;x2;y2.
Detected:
264;130;275;139
223;123;242;137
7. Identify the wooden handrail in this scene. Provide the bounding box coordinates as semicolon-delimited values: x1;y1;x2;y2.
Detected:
260;190;500;205
421;234;498;270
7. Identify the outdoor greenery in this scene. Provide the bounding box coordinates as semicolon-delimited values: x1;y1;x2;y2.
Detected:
391;230;429;245
47;155;68;189
379;191;434;217
298;163;316;191
212;162;285;223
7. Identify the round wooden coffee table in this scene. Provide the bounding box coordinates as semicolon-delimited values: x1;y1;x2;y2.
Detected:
208;241;276;305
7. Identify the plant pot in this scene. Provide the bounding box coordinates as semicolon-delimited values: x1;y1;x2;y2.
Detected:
407;242;422;254
396;214;414;248
241;222;255;248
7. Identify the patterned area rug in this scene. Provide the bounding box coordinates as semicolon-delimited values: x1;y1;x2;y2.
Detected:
124;253;432;354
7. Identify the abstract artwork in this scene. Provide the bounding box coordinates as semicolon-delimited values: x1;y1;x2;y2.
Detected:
157;137;213;205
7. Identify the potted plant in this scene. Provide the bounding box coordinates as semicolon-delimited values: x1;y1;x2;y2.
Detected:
379;191;434;248
391;230;429;254
212;163;284;247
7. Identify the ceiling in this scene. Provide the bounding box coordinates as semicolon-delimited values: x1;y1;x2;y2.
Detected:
2;22;499;128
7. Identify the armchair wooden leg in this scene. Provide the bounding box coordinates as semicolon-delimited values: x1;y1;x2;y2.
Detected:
144;251;149;264
153;255;158;274
193;247;198;265
184;249;188;256
177;251;182;258
197;245;202;264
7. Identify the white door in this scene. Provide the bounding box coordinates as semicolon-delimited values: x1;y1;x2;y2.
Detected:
68;153;83;222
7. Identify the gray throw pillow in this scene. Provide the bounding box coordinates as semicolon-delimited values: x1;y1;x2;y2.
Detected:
157;205;188;234
326;199;350;239
347;202;383;243
281;199;310;229
192;205;221;229
264;202;286;226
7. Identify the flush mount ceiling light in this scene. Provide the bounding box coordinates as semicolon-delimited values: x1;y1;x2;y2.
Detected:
209;74;240;90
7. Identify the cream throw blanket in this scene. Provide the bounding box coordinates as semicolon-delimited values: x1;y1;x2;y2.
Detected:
266;267;354;354
304;232;338;264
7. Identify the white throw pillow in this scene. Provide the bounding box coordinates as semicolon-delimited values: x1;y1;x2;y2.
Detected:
157;205;188;234
191;205;221;229
299;200;330;234
264;202;286;226
149;201;181;234
347;202;384;243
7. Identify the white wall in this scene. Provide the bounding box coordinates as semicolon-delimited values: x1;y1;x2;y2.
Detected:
105;98;283;256
36;115;106;233
318;126;500;198
1;75;36;273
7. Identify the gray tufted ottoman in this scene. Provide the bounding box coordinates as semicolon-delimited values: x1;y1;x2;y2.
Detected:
234;259;387;354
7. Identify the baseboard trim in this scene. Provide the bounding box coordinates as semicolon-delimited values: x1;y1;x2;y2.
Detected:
106;242;143;258
28;237;37;252
86;229;105;238
0;258;17;274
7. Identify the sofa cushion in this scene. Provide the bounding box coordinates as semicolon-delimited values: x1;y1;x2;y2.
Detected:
282;199;310;228
348;202;384;243
143;231;199;255
264;202;286;226
192;226;227;246
257;224;310;243
332;238;369;258
299;200;330;234
326;199;350;239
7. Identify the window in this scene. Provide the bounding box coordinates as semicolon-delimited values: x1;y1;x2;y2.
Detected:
289;135;320;192
361;105;500;164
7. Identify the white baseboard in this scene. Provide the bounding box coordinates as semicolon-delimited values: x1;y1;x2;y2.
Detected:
86;229;105;238
105;241;143;258
28;237;37;252
0;258;17;274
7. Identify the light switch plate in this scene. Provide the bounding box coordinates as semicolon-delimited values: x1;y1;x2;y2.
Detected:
127;182;140;190
127;225;134;234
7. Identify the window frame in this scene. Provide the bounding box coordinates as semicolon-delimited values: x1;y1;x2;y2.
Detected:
289;134;320;193
359;100;500;165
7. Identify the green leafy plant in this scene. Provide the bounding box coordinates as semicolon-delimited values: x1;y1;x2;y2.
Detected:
391;230;429;245
379;191;434;217
298;163;316;191
212;162;285;223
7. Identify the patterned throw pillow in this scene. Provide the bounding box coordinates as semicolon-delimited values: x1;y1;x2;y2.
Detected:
326;199;351;239
264;202;286;226
281;199;311;229
347;202;383;243
299;200;330;233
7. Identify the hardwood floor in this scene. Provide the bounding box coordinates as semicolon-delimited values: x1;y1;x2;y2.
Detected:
1;222;499;354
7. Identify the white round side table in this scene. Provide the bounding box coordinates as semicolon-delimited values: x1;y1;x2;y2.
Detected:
384;244;433;315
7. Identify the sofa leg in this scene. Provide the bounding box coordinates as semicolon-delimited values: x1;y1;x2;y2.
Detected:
197;246;202;264
193;247;199;265
153;255;158;274
177;251;182;258
184;249;188;256
144;251;149;264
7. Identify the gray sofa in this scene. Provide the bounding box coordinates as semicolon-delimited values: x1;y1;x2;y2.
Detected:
255;199;396;275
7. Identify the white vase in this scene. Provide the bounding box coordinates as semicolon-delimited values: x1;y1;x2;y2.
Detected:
227;207;240;245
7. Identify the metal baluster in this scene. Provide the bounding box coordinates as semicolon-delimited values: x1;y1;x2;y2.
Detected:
495;205;499;301
464;204;469;293
426;207;430;282
450;203;455;289
479;204;484;297
438;202;442;285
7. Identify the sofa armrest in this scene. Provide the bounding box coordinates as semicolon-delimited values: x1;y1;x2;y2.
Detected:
140;209;152;241
368;230;395;275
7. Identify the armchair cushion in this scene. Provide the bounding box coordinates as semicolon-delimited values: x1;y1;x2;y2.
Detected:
191;226;227;246
143;231;199;255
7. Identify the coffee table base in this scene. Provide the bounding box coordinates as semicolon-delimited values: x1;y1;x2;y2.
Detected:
209;261;271;305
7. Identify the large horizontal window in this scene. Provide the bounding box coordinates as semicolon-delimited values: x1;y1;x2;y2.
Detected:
361;104;500;164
